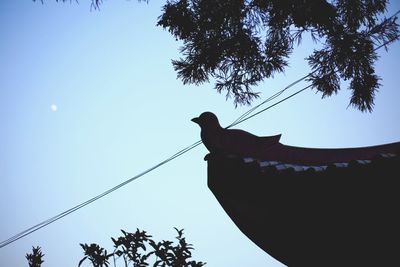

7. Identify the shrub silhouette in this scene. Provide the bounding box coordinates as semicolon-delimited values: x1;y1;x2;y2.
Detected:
26;228;205;267
26;246;45;267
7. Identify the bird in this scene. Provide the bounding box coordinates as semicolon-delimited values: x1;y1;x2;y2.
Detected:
192;111;281;158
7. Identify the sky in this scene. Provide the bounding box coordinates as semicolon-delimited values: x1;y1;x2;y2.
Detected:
0;1;399;266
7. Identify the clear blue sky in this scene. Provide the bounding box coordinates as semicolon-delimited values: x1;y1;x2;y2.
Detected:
0;1;399;266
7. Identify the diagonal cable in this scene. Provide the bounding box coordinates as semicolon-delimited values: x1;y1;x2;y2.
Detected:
1;13;399;249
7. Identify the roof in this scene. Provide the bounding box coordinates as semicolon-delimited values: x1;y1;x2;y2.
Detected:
206;141;400;266
205;150;398;173
222;140;400;165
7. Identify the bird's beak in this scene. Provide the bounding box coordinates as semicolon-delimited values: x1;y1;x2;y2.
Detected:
191;117;200;124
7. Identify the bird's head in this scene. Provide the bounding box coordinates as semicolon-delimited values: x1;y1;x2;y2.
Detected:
191;112;221;129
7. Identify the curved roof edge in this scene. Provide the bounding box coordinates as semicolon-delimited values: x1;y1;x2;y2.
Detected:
206;140;400;166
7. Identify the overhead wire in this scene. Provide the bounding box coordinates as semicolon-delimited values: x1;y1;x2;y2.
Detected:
1;10;399;249
229;9;400;128
0;140;203;248
227;72;316;128
231;31;400;127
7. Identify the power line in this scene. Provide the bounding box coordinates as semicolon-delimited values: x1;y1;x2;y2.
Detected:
234;84;313;126
227;71;316;129
231;32;400;127
0;140;203;248
1;14;399;250
1;82;315;249
229;9;400;128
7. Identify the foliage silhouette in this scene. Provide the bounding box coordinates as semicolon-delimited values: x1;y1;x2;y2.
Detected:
26;228;205;267
33;0;148;11
106;228;205;267
79;243;113;267
26;246;45;267
33;0;399;111
157;0;399;111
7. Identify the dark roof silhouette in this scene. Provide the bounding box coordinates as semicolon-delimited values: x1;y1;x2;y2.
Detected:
205;138;400;266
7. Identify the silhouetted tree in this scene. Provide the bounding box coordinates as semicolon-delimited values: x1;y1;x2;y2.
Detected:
33;0;148;10
158;0;399;111
26;246;45;267
34;1;399;111
26;228;205;267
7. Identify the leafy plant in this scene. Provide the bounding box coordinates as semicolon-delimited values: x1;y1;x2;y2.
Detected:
111;229;152;267
79;243;112;267
25;227;206;267
78;227;205;267
158;0;399;110
108;228;205;267
32;0;399;110
26;246;45;267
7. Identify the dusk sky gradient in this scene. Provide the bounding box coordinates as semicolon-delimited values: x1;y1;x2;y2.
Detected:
1;1;399;266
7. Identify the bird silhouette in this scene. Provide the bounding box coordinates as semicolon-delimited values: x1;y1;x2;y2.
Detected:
192;112;281;158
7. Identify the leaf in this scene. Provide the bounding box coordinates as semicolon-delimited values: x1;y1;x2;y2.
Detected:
111;237;119;246
78;256;88;267
153;260;162;267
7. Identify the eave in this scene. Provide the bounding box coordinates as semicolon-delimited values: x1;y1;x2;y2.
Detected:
206;143;400;266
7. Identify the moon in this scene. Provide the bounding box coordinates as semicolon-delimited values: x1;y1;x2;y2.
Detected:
51;104;58;112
